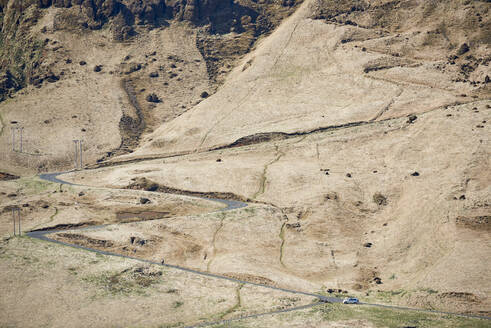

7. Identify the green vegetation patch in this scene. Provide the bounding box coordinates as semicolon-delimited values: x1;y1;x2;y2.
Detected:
82;266;163;297
17;176;54;194
312;303;489;328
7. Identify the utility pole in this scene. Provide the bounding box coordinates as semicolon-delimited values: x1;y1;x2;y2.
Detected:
11;127;24;152
11;127;16;151
19;127;24;153
73;140;79;169
12;208;20;236
79;139;83;169
73;139;83;170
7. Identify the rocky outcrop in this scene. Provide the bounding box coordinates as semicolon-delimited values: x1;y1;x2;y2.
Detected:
0;71;20;101
0;0;303;101
2;1;302;38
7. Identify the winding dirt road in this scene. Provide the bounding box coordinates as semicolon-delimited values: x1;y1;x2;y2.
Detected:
25;171;491;326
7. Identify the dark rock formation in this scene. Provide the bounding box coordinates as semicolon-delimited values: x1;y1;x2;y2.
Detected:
146;92;160;102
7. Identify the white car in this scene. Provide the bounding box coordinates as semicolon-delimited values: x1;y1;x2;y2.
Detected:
342;297;359;304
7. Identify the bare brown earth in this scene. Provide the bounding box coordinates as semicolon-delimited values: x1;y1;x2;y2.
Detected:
0;175;221;236
0;0;490;326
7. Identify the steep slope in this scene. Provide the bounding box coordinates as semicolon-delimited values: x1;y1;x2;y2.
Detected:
52;0;490;316
0;0;489;318
63;99;491;315
0;0;303;174
126;0;489;159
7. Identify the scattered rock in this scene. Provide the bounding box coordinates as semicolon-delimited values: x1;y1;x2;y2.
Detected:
0;172;19;181
44;72;60;83
140;197;151;204
146;93;160;103
286;222;301;229
200;91;209;98
455;216;490;231
79;61;86;66
456;43;470;56
363;242;373;248
373;277;382;284
149;71;159;78
124;63;142;74
373;193;387;206
346;173;352;178
78;192;85;197
411;171;420;176
93;65;103;72
7;193;17;198
130;236;147;246
459;195;466;200
485;75;490;83
216;158;222;162
407;114;417;123
325;192;338;200
65;59;72;64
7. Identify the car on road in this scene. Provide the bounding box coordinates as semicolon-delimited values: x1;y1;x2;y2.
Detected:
342;297;359;304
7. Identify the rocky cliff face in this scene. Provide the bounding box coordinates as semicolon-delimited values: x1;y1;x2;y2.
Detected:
1;1;300;37
0;0;302;100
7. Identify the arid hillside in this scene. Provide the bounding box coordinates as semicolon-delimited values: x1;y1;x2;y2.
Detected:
0;0;490;327
0;0;302;173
